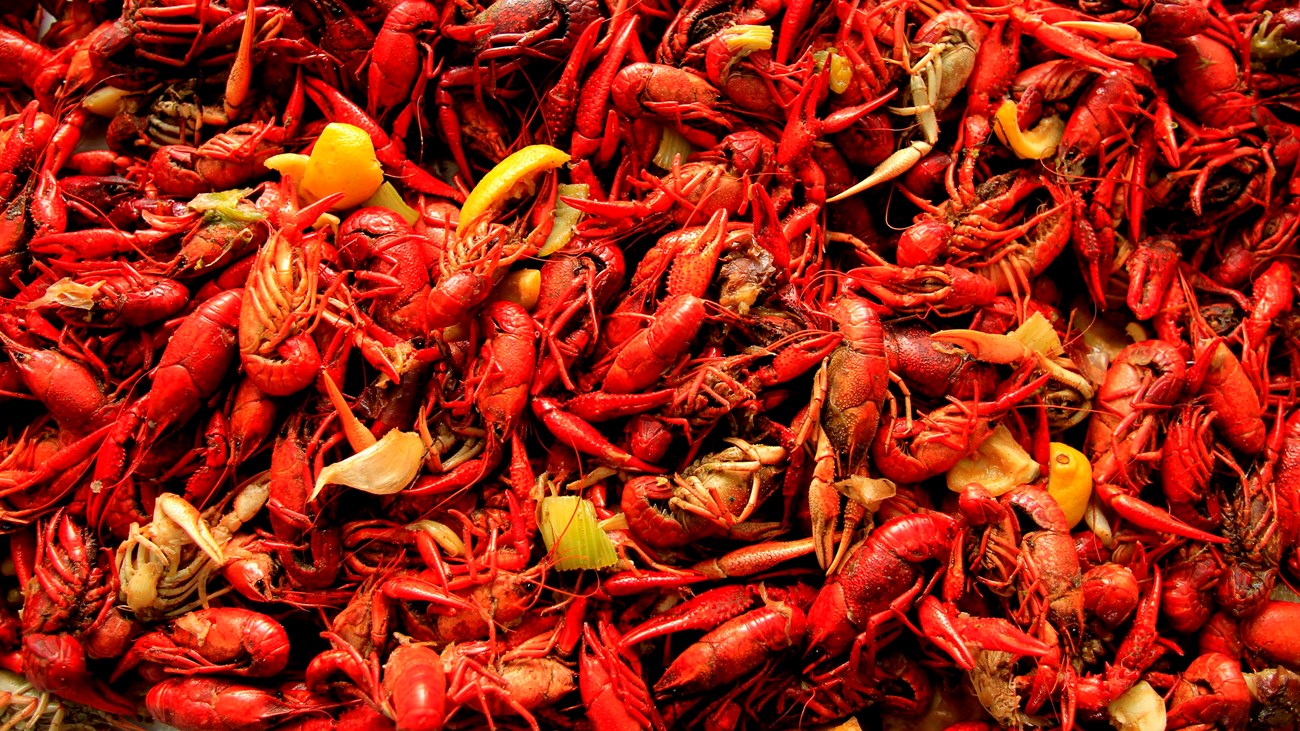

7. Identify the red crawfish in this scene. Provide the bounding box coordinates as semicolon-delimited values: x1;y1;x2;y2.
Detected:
581;620;661;730
1161;550;1219;634
384;643;448;731
819;293;888;473
655;600;807;695
149;288;245;433
603;294;707;395
337;206;433;339
0;321;118;433
367;0;451;119
1222;601;1300;669
23;264;189;328
146;677;316;731
1277;409;1300;576
472;300;536;453
806;512;958;657
1163;652;1251;730
91;288;243;516
264;410;343;591
1190;335;1266;457
238;193;340;397
621;439;785;549
870;371;1048;484
113;607;290;682
1086;340;1226;543
1071;572;1167;716
148;123;286;197
0;26;63;108
20;511;136;716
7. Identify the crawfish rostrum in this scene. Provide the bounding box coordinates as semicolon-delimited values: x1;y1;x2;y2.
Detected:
0;0;1296;728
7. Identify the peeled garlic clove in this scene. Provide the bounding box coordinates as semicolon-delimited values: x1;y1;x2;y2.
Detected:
311;430;425;501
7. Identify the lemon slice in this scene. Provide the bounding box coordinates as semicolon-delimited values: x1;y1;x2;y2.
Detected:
458;144;570;236
1047;442;1093;527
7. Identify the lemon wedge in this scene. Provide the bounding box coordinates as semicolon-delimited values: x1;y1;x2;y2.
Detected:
992;100;1065;161
301;123;385;210
458;144;570;236
1047;442;1093;527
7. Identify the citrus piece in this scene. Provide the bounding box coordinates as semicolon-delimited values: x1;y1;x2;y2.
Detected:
301;123;384;210
490;269;541;310
458;144;570;236
263;152;309;189
992;100;1065;160
1047;442;1093;528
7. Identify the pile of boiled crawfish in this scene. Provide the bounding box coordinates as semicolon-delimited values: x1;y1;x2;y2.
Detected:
1;0;1300;727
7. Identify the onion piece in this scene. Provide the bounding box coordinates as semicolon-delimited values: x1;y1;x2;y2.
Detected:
361;181;420;226
720;24;773;54
538;496;617;571
827;51;852;94
188;188;264;222
1086;495;1115;547
836;475;896;510
653;129;693;170
26;278;102;311
310;430;425;501
490;269;541;310
407;520;465;558
1108;681;1165;731
539;184;589;257
946;425;1041;496
82;85;132;117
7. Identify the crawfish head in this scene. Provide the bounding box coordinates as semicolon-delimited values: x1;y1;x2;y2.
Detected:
659;0;745;64
466;0;602;59
23;633;136;715
23;634;90;690
907;10;984;119
22;514;116;636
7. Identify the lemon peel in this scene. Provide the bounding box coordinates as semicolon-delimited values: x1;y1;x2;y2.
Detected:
458;144;570;236
301;123;385;209
1047;442;1093;527
992;100;1065;161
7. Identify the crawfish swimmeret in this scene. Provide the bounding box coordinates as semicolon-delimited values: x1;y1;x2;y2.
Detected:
0;0;1296;728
